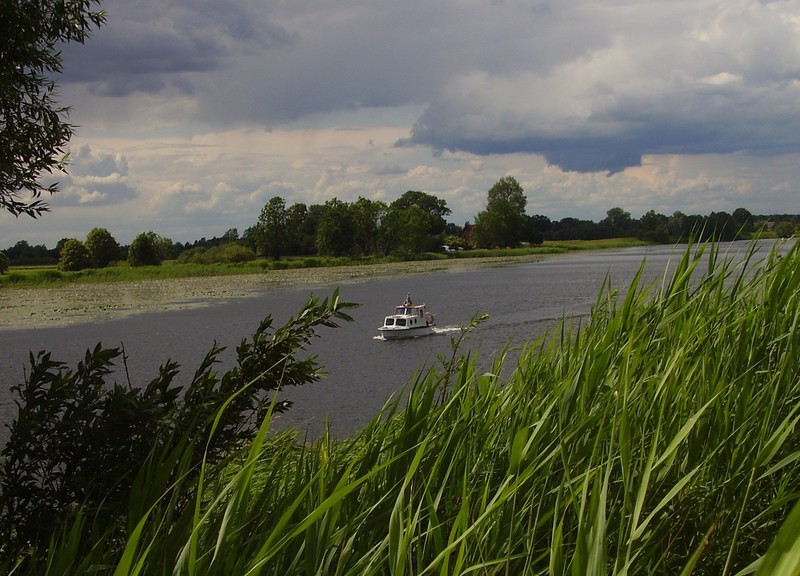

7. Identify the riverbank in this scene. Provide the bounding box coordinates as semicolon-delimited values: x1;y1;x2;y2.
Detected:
0;239;655;329
0;253;552;329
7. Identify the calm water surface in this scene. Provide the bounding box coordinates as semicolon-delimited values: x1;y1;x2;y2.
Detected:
0;241;786;442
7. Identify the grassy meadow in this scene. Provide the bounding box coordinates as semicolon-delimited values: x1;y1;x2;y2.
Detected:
4;239;800;574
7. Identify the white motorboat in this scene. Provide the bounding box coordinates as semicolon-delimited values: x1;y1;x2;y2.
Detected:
378;294;436;340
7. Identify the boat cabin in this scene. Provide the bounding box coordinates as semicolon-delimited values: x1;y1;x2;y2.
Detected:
383;305;428;327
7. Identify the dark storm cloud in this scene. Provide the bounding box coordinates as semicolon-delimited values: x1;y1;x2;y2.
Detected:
400;0;800;173
407;74;800;173
59;0;800;174
61;0;295;97
195;1;463;124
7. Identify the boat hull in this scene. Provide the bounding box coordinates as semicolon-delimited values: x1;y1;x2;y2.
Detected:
377;325;435;340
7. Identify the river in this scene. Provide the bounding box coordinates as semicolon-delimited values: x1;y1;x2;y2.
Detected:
0;241;788;443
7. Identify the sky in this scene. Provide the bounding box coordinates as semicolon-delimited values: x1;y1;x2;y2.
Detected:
3;0;800;248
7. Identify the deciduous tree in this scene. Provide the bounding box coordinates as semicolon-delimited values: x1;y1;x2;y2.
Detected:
732;207;754;235
315;198;354;257
286;202;316;255
257;196;288;260
58;238;91;271
382;190;450;252
351;197;386;256
599;207;635;238
472;176;528;248
128;231;161;267
639;210;670;243
1;0;105;217
487;177;526;215
773;221;796;238
85;227;119;268
222;228;239;242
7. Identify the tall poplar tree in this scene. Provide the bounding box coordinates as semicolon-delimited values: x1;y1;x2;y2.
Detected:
472;176;528;248
257;196;288;260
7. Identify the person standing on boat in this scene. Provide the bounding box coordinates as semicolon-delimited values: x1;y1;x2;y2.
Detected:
404;293;413;306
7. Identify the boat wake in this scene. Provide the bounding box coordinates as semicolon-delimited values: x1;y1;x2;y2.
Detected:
432;326;463;334
373;326;462;340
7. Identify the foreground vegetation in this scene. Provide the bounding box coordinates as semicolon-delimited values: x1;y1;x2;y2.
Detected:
2;240;799;574
0;238;649;289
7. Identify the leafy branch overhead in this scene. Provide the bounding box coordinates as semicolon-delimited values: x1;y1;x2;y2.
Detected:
0;0;105;217
0;289;356;554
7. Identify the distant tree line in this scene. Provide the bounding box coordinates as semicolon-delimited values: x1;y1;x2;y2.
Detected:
2;177;798;271
533;206;796;244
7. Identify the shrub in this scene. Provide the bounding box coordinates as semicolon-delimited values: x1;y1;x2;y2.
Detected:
773;221;796;238
442;234;469;251
178;243;256;264
0;251;9;274
0;290;355;559
214;243;256;263
176;246;206;263
58;239;91;271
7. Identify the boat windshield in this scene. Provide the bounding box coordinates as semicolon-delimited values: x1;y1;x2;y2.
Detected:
395;306;423;315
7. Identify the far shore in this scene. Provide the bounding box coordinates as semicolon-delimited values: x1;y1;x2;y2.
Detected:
0;253;554;330
1;238;663;329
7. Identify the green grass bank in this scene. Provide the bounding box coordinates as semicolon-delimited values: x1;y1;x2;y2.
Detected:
4;239;800;574
0;238;649;289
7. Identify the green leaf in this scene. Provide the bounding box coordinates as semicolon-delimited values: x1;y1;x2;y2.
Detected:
755;498;800;576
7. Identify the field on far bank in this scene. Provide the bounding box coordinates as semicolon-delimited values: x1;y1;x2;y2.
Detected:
0;250;555;329
0;238;649;290
0;239;651;329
